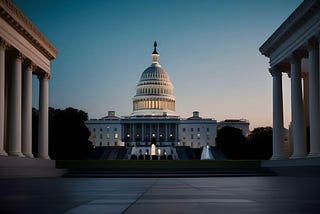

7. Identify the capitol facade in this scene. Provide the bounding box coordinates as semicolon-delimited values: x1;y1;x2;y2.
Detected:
85;42;249;159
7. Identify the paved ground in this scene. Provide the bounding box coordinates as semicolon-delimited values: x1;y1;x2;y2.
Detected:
1;176;320;214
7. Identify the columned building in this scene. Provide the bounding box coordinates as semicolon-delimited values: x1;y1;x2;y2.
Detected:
85;42;222;159
0;0;57;159
260;0;320;159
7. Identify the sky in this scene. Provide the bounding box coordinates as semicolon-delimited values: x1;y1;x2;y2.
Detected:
13;0;302;129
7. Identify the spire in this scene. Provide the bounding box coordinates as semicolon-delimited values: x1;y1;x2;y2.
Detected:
152;41;159;64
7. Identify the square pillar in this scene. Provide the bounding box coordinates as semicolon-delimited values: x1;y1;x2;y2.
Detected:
308;39;320;157
0;39;8;156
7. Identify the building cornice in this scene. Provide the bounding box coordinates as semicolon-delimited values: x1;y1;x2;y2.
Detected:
0;0;57;60
259;0;320;57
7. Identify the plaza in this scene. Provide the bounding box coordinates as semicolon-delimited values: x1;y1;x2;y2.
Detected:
1;175;320;214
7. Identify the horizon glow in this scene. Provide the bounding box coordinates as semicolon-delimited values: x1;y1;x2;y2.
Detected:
13;0;302;129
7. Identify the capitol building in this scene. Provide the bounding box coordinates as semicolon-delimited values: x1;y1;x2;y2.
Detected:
85;42;249;159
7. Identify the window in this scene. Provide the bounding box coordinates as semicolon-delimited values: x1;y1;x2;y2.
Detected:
206;134;210;140
93;128;96;132
99;142;102;147
106;133;110;139
197;133;201;139
182;128;186;132
100;134;103;139
191;134;194;139
191;142;194;148
207;128;209;132
114;133;118;139
197;128;200;132
191;128;194;132
114;128;117;131
100;128;103;132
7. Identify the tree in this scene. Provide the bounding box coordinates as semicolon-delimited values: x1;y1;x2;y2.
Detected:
216;126;247;159
246;127;272;160
49;107;93;160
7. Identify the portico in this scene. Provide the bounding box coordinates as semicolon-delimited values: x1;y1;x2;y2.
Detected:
260;0;320;159
0;0;57;158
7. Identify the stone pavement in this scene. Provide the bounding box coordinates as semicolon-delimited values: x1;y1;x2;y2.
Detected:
1;176;320;214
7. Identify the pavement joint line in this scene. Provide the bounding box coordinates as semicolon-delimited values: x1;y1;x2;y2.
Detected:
121;178;159;214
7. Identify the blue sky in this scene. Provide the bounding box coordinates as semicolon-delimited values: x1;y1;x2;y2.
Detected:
13;0;302;129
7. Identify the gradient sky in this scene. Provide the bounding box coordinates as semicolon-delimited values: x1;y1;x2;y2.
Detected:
13;0;302;129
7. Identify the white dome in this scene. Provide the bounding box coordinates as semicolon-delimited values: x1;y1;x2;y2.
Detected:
132;42;176;116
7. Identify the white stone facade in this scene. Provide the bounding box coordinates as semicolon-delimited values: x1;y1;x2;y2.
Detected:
85;111;217;149
179;111;217;148
0;0;57;159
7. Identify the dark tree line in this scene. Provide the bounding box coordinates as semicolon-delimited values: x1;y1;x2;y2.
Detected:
216;126;272;160
32;107;93;160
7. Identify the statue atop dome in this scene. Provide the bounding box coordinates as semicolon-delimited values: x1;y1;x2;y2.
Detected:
152;41;158;54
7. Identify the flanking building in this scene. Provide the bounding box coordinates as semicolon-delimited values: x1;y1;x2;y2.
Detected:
260;0;320;159
0;0;57;159
85;42;249;159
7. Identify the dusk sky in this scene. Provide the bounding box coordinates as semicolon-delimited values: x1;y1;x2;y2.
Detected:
13;0;302;129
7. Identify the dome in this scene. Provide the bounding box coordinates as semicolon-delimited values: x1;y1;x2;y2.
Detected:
132;42;176;117
139;64;170;82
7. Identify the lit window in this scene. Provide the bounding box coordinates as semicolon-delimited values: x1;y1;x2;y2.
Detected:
106;133;110;139
114;133;118;139
197;133;201;139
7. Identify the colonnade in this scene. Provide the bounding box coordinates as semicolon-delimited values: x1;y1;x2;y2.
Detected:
123;122;179;145
271;38;320;159
133;98;175;111
0;38;50;159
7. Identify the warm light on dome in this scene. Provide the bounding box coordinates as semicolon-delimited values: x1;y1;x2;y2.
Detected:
132;42;177;117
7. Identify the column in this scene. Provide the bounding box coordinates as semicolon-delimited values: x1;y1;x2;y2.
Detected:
0;39;8;155
302;72;309;127
156;123;159;142
269;67;286;159
8;53;24;157
308;40;320;157
289;53;307;158
37;73;50;159
22;63;35;158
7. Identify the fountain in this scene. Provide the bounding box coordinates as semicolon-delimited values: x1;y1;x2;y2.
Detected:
201;145;214;160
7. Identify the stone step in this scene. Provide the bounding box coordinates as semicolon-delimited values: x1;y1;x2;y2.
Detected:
63;168;276;178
